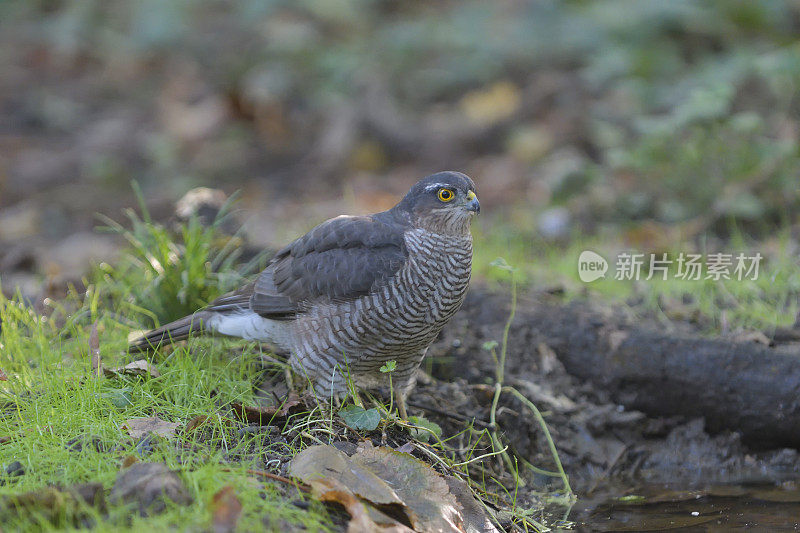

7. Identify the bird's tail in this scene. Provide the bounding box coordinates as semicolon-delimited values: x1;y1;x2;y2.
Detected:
128;311;213;354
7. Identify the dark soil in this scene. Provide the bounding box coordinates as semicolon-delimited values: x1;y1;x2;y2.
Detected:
415;286;800;526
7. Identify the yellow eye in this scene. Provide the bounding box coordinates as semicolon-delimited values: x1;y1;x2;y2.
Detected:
437;188;454;202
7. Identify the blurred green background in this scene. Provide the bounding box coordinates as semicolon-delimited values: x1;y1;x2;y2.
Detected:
1;0;799;331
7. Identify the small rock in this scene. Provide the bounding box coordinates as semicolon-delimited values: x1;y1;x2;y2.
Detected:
6;460;25;477
175;187;229;228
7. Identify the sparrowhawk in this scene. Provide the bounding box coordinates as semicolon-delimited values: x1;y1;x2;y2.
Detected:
129;171;480;418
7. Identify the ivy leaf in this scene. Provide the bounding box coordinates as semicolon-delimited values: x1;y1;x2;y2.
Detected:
407;416;442;443
338;405;381;431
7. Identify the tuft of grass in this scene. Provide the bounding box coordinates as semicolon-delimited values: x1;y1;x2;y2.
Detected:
0;201;336;530
95;183;264;328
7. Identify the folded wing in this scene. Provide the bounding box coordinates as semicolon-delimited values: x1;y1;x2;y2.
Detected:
207;214;408;320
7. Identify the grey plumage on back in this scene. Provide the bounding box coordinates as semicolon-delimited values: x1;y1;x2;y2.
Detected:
129;171;480;417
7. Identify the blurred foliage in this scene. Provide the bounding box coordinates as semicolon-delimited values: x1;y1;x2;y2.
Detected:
3;0;797;233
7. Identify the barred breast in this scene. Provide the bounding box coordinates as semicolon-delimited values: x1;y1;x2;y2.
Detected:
289;228;472;394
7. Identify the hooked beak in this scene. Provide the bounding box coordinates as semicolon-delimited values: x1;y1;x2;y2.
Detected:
465;190;480;214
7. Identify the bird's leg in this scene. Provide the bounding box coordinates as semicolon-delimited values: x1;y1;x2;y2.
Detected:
395;372;419;421
331;393;342;408
396;388;409;421
284;367;294;392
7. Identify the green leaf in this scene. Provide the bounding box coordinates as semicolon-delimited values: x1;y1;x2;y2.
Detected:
407;416;442;443
489;257;516;273
97;387;134;409
338;405;381;431
481;340;498;351
379;360;397;373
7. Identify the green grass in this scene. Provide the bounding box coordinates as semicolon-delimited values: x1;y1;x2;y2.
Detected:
0;203;340;530
0;291;333;530
0;285;551;531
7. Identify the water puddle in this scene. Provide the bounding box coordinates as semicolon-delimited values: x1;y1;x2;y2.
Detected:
558;483;800;531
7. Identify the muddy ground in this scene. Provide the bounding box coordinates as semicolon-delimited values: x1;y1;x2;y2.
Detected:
424;287;800;489
414;287;800;528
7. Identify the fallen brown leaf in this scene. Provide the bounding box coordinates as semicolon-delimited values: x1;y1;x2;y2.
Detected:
103;360;161;379
0;368;7;381
290;444;498;533
211;485;242;533
352;445;467;533
123;417;179;439
230;391;303;424
310;478;411;532
290;445;402;507
110;462;192;516
183;415;211;434
89;322;101;377
444;476;499;533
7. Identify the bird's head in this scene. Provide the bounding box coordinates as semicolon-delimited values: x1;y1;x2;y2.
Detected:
394;171;480;235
